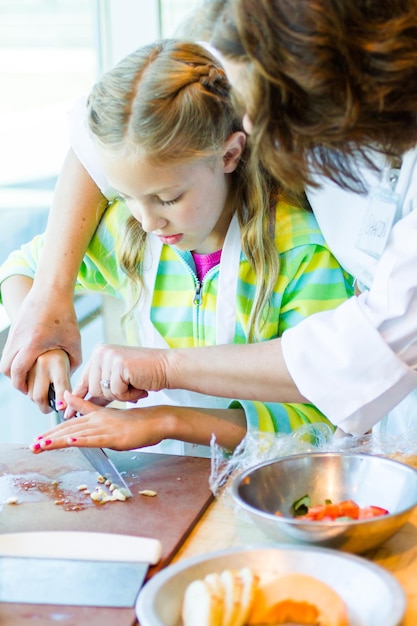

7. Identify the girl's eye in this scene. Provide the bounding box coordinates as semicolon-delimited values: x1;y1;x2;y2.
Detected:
160;195;182;206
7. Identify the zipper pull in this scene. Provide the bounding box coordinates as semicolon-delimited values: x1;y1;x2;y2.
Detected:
193;280;202;305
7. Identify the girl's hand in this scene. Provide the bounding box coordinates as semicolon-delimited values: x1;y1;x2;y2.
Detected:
31;392;171;452
72;344;169;403
27;349;71;413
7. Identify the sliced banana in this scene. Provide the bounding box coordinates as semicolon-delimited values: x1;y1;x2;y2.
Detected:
182;568;348;626
182;567;258;626
182;578;223;626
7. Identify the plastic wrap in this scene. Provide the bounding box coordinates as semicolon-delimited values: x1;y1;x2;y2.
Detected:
209;425;417;501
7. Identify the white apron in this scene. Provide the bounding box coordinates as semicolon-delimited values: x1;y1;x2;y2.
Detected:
132;213;242;456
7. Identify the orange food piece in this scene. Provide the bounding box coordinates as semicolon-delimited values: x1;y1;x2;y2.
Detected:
295;499;388;521
257;599;320;623
247;572;348;626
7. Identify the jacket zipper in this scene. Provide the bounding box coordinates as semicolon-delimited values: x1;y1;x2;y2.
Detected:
193;279;202;305
174;249;219;344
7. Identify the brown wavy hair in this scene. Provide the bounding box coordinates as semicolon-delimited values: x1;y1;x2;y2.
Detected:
195;0;417;192
87;39;280;341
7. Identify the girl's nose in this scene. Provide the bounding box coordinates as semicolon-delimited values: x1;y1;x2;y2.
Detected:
138;208;167;233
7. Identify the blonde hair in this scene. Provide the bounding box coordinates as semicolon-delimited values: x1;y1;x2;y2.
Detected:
87;39;279;341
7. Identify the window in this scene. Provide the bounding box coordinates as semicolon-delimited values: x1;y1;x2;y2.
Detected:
0;0;98;264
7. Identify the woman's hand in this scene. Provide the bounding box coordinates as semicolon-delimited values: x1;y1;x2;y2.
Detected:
0;292;81;393
31;393;172;452
72;344;170;404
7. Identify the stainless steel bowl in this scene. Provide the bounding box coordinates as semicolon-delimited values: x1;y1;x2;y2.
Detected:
231;452;417;553
136;545;405;626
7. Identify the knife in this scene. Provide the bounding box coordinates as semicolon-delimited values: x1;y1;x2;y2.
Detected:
0;531;161;607
47;384;133;497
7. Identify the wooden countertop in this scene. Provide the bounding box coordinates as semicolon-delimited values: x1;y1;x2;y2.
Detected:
2;447;417;625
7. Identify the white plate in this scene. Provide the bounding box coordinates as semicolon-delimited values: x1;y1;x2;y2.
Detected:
136;544;405;626
0;531;161;564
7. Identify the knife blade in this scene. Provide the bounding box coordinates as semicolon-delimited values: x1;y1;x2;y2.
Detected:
0;531;161;607
47;384;133;497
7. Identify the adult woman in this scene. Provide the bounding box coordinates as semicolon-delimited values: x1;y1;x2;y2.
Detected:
2;0;417;437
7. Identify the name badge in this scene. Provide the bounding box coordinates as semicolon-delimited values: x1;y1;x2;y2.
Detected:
356;190;399;259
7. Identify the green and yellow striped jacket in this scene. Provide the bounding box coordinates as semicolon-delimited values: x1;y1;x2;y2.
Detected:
0;198;353;435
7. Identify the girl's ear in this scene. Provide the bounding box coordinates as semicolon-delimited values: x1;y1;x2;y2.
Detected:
223;131;246;173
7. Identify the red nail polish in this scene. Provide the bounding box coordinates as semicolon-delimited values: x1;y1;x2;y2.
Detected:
56;401;65;409
33;442;41;450
43;439;52;446
68;437;78;443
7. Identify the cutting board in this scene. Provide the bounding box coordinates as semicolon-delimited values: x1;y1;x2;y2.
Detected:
0;444;214;625
0;443;214;574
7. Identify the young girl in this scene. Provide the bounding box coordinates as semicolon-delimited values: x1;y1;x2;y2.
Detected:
0;40;353;455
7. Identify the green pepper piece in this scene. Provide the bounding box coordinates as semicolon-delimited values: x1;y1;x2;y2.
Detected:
292;494;312;516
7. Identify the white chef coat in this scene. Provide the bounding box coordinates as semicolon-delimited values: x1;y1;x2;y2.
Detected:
282;147;417;435
69;98;417;437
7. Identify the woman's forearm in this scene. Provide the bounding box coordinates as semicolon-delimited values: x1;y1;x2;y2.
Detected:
33;148;108;293
0;149;108;387
166;340;306;404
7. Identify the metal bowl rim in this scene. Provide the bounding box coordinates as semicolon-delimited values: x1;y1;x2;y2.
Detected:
230;451;417;525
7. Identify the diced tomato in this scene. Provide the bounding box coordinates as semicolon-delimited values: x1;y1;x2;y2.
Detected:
296;499;360;521
357;505;389;519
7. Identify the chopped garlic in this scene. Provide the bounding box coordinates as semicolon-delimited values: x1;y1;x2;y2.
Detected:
139;489;157;497
112;488;127;501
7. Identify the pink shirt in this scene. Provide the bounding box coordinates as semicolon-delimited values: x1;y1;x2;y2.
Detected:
192;249;222;282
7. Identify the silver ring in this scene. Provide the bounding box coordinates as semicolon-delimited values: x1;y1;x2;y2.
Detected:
100;379;111;390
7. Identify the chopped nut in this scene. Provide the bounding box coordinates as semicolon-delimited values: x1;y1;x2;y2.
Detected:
77;484;88;491
54;499;64;505
139;489;157;497
90;491;103;502
96;475;105;484
112;488;127;501
101;495;117;503
109;483;118;492
6;496;18;505
105;479;111;486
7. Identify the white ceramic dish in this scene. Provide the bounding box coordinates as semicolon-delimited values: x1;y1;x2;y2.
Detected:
136;544;405;626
